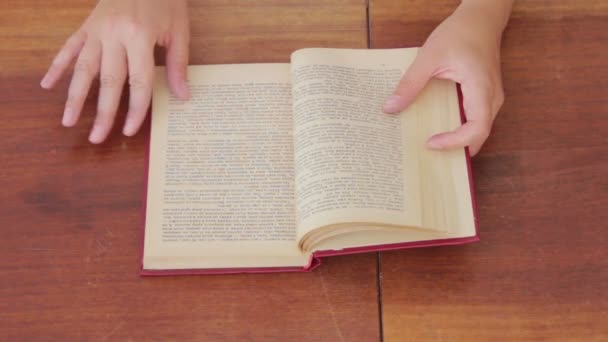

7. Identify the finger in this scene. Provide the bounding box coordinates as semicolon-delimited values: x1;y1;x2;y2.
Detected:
426;121;491;156
89;43;127;144
426;84;493;155
165;21;190;100
383;50;436;114
41;31;86;89
62;38;101;127
123;39;155;136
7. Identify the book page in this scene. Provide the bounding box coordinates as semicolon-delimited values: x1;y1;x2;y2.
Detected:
291;48;474;246
144;64;309;270
291;48;419;240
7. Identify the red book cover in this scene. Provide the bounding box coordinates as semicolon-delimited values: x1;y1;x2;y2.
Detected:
140;83;478;276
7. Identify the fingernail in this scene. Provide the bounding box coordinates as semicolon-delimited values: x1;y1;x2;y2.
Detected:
40;75;51;89
427;138;442;149
179;82;190;100
89;124;104;144
383;95;402;113
62;108;74;127
123;114;136;136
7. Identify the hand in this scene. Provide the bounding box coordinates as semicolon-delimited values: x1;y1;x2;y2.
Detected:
40;0;190;143
383;0;512;156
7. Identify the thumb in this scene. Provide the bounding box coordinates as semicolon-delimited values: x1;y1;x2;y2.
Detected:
166;24;190;100
383;51;435;114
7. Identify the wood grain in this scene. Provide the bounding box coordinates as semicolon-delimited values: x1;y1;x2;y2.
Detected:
0;1;380;340
370;0;608;341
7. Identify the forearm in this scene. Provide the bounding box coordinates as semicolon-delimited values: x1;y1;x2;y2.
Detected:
460;0;514;33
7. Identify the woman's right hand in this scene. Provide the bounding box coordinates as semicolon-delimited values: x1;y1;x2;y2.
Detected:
40;0;190;143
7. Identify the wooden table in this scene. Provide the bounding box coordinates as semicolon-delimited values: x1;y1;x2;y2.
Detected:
1;1;606;340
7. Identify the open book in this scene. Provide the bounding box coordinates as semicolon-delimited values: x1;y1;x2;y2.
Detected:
141;48;478;275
